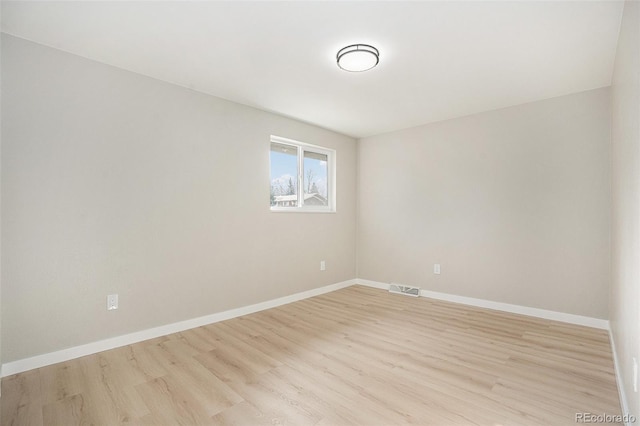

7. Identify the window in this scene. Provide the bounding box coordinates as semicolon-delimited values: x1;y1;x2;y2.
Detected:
270;136;335;212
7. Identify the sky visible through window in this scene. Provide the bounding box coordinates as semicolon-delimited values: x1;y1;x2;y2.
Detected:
270;150;298;197
270;150;328;197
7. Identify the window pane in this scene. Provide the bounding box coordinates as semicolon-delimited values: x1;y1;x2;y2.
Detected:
270;143;298;207
303;150;328;206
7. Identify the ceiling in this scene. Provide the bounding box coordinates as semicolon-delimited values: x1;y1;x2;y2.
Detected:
1;1;624;138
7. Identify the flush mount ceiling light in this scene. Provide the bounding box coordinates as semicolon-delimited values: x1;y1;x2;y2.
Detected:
337;44;379;72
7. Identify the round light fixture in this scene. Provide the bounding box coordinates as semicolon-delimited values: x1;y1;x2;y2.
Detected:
337;44;379;72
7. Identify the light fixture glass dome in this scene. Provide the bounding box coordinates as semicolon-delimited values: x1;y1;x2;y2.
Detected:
337;44;379;72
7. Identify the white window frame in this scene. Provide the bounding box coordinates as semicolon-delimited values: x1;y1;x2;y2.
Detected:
270;135;336;213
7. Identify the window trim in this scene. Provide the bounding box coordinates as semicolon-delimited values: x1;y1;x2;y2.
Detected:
270;135;336;213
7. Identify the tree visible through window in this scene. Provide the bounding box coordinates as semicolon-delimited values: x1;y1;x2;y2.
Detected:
270;136;335;212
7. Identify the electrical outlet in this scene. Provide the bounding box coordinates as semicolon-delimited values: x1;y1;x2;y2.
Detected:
107;294;118;311
434;264;441;275
320;260;326;271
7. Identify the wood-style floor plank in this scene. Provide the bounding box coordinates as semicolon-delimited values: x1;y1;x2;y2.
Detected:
1;369;43;426
1;285;622;425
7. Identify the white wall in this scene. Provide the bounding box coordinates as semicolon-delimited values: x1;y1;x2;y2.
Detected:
0;34;357;363
0;6;3;389
610;1;640;419
358;88;611;319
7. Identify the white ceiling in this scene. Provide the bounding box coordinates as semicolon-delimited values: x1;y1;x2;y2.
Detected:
1;1;624;138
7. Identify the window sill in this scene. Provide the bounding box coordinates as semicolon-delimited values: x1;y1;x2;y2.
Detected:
270;207;336;214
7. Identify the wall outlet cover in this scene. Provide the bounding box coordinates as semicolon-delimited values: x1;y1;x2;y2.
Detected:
107;294;119;311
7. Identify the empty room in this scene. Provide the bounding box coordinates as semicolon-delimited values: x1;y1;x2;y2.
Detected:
1;1;639;425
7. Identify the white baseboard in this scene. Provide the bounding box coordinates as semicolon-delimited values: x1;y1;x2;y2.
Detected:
2;278;611;377
1;279;357;377
609;329;631;424
356;279;609;330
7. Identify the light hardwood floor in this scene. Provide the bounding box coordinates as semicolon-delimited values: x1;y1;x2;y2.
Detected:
2;285;622;425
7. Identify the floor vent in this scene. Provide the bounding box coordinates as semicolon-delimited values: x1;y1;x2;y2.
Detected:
389;283;420;297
